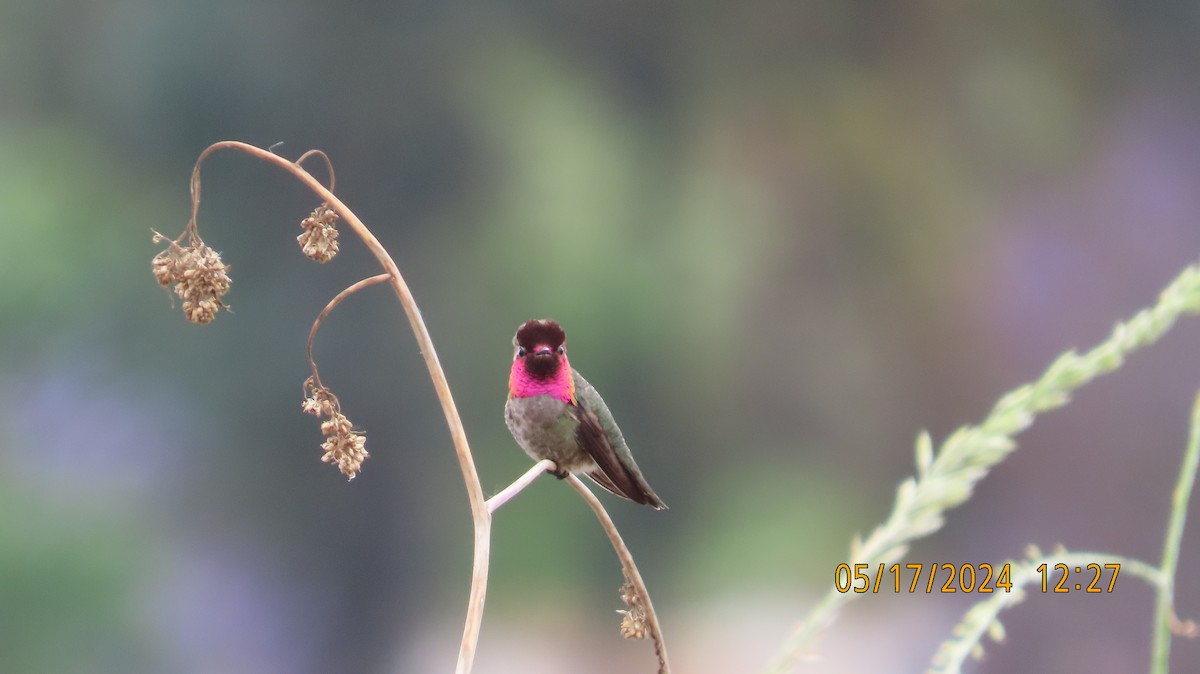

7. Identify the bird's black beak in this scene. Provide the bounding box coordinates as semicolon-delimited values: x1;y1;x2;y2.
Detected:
524;345;560;377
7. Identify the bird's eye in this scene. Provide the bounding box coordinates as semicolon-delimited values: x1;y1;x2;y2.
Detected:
556;345;565;355
516;346;527;357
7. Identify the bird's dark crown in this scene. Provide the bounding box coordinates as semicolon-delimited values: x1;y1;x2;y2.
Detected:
514;319;566;350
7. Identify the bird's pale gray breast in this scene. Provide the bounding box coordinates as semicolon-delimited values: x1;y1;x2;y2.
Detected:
504;395;595;472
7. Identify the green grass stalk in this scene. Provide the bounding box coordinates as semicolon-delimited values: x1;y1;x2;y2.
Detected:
765;262;1200;674
1151;391;1200;673
929;550;1162;674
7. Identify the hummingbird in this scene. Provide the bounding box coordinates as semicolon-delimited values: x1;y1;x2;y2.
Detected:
504;319;667;510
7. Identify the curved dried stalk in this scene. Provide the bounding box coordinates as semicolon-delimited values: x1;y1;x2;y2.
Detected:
567;475;672;674
487;460;556;514
187;141;490;673
295;149;336;192
182;141;671;673
305;274;391;389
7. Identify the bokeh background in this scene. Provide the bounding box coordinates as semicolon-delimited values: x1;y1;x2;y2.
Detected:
4;2;1200;673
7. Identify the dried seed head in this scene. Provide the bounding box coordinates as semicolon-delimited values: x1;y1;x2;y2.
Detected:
302;378;368;479
321;415;353;436
183;298;222;324
301;395;335;417
151;230;232;324
152;253;175;286
617;579;649;640
321;430;368;478
619;610;649;640
297;203;340;263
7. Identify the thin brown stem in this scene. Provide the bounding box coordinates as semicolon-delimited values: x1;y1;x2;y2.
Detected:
566;475;672;674
187;141;491;674
486;460;557;515
296;149;336;192
306;274;391;389
187;142;675;674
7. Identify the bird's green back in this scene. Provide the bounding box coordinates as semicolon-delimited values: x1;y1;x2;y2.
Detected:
572;369;639;469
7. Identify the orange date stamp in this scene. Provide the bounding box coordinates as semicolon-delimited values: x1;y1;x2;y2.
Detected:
1035;562;1121;593
835;562;1012;594
833;562;1121;593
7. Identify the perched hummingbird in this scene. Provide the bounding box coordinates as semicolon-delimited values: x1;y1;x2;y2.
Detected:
505;319;667;510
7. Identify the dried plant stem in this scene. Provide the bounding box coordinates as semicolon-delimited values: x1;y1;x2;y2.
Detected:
566;475;672;674
1151;391;1200;673
188;141;490;674
306;274;391;388
487;460;557;515
187;141;671;673
295;149;336;192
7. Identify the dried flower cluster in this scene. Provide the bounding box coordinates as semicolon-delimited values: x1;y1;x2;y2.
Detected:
302;378;368;479
152;231;232;324
297;203;340;263
618;578;650;640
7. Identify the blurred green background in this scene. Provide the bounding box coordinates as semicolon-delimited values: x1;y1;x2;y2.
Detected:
3;2;1200;672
